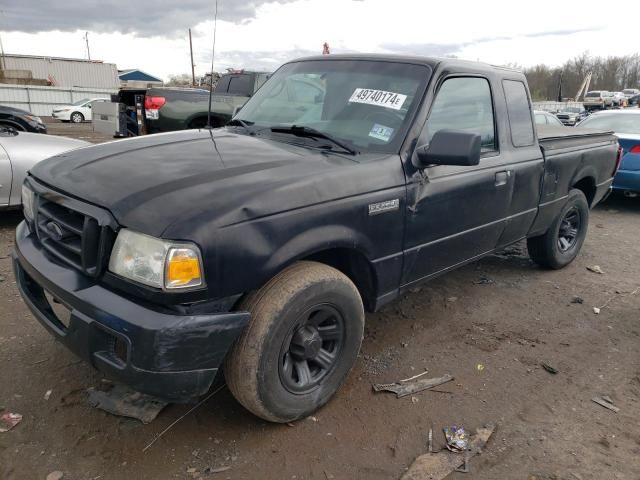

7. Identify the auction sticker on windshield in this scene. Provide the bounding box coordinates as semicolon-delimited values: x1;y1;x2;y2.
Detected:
349;88;407;110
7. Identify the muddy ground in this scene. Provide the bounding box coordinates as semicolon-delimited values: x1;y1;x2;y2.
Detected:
1;122;639;479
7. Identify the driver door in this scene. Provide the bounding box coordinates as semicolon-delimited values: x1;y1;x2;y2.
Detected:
402;75;514;285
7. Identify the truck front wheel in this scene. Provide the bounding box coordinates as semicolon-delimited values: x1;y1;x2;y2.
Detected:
527;189;589;269
225;261;365;423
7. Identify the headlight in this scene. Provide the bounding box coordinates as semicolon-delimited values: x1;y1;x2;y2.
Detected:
21;183;35;221
108;229;204;290
24;114;43;124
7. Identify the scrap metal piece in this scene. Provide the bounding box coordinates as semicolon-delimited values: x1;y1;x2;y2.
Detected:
401;424;496;480
87;384;168;424
592;396;619;413
0;412;22;433
373;374;454;398
443;425;469;452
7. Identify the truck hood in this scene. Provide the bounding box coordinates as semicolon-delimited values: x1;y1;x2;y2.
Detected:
30;129;398;238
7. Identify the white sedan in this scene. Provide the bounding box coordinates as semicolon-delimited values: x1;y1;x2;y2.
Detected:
51;98;109;123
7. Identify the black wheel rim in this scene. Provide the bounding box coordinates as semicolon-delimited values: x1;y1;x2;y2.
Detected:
279;304;345;394
557;207;581;252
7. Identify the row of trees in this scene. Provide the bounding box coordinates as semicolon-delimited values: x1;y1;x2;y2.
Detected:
523;53;640;101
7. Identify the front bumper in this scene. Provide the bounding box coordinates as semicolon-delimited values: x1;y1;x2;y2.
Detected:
13;221;250;402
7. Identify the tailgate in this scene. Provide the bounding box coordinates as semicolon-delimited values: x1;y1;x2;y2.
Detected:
92;102;122;136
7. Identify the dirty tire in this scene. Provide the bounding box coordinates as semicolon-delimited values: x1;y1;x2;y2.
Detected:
225;261;365;423
527;189;589;269
70;112;84;123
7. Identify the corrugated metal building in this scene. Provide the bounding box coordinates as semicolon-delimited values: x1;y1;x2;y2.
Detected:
0;54;120;116
2;54;120;89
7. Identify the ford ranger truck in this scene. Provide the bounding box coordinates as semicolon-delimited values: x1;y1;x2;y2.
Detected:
13;55;620;423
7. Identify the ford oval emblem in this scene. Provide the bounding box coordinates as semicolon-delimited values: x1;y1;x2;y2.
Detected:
46;221;65;241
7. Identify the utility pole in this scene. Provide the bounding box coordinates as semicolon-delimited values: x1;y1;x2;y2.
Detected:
84;32;91;61
0;32;6;71
189;28;196;87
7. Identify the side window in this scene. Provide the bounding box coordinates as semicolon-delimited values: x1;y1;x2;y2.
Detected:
214;75;231;93
503;80;535;147
426;77;497;153
227;75;253;95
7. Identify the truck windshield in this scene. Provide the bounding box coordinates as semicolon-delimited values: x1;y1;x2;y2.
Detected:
235;60;431;153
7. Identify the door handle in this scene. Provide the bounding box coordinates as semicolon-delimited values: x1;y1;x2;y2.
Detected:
495;170;510;187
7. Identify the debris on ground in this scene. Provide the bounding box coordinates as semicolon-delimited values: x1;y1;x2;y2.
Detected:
475;276;495;285
44;390;52;401
595;287;639;314
87;384;168;424
476;364;485;372
443;425;469;452
204;466;232;474
592;396;619;413
570;296;584;304
586;265;604;274
401;423;496;480
0;412;22;432
541;363;558;375
373;374;454;398
46;471;64;480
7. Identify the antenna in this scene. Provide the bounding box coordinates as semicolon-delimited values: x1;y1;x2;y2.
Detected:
206;0;219;128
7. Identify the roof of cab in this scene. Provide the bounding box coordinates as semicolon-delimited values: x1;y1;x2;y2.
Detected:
286;53;523;75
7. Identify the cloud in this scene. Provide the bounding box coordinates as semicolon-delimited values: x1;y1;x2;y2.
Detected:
0;0;299;36
380;27;604;59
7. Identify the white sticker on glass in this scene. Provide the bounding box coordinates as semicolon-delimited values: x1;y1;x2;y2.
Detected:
349;88;407;110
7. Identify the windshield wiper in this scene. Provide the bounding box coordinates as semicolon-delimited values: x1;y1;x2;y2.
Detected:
270;125;358;155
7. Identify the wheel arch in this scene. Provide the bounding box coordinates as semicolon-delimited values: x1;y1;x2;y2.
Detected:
571;175;596;206
246;226;379;312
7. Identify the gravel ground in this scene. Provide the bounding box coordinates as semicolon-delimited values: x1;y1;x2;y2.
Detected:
1;124;639;479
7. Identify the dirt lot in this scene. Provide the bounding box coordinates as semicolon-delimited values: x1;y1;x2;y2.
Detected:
1;122;639;479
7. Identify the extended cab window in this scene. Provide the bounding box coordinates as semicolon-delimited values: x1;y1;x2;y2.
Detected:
227;75;253;95
426;77;497;153
503;80;534;147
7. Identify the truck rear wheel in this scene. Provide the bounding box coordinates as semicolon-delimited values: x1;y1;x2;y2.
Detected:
225;261;365;423
527;189;589;269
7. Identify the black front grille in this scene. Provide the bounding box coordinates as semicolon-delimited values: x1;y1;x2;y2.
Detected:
31;182;116;278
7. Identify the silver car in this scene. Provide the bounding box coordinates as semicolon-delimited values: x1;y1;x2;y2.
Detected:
1;126;89;209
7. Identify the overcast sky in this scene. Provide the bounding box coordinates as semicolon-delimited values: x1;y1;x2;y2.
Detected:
1;0;637;81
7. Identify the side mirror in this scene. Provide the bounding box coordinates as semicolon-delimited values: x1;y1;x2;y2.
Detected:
413;129;482;169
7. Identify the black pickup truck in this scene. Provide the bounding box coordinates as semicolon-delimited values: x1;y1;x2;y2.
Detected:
14;55;620;423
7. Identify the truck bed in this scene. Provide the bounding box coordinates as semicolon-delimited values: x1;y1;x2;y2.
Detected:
537;125;617;150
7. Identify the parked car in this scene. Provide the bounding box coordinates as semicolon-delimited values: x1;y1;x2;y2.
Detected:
0;126;88;210
51;98;109;123
584;90;613;110
534;110;565;127
0;104;47;133
577;110;640;194
94;71;272;137
555;106;588;126
622;88;640;99
627;94;640;107
14;55;619;423
612;92;627;107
